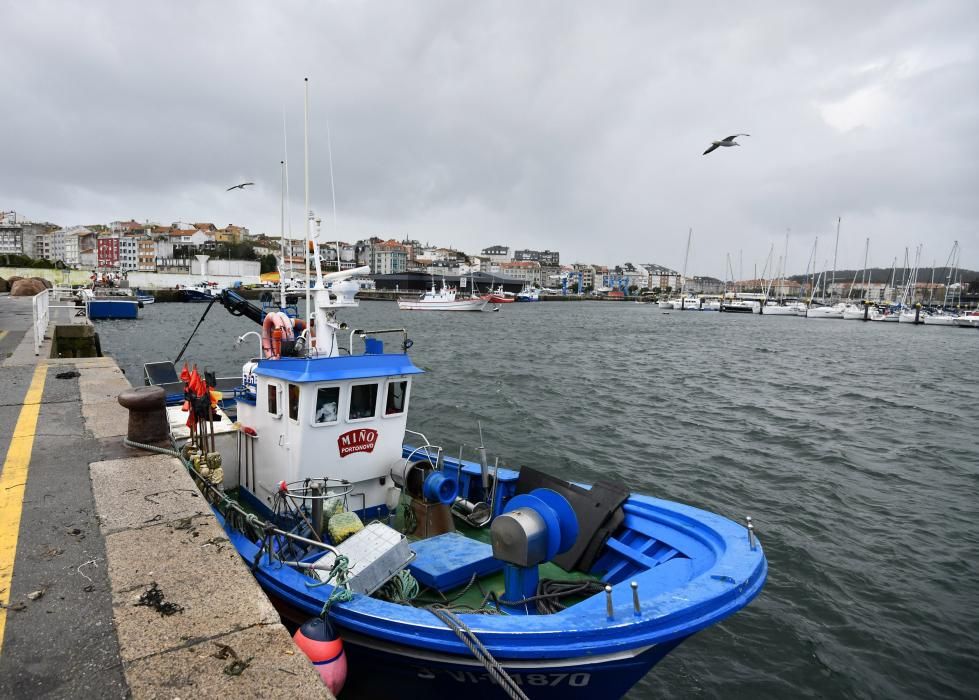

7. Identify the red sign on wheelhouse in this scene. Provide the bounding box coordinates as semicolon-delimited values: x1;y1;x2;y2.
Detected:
337;429;378;457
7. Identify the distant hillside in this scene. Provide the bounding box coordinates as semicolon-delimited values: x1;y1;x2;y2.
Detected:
788;267;979;285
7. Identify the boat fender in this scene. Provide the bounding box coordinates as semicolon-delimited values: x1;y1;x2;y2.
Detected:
293;616;347;695
239;425;257;436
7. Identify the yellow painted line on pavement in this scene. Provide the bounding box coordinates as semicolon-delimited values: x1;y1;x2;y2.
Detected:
0;362;47;654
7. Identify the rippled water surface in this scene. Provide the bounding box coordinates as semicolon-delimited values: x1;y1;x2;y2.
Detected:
96;301;979;699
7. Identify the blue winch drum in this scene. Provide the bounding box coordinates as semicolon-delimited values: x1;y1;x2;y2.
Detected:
504;488;579;561
422;471;458;505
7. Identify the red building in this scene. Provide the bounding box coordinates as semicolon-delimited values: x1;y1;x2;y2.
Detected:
97;237;120;269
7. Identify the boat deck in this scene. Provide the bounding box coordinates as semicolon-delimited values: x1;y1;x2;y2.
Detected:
404;520;603;613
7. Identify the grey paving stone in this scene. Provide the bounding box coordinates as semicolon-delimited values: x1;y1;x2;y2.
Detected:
123;623;333;700
91;454;208;534
105;515;280;662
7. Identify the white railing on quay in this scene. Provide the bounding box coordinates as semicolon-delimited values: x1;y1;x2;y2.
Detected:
32;289;50;356
31;287;89;355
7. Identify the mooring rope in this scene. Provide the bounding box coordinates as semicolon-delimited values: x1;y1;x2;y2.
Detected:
427;606;529;700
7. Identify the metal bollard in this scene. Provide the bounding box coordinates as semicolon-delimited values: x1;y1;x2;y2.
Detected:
117;386;169;444
746;516;756;550
605;585;614;621
631;581;641;617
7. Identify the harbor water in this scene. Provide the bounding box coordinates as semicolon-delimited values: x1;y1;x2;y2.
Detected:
94;301;979;699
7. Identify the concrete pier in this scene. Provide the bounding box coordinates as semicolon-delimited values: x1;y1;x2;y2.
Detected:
0;294;332;699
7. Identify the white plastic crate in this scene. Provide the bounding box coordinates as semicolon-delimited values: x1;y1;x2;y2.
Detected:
313;522;414;595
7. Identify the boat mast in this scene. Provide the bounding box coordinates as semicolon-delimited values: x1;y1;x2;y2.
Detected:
303;77;312;341
888;257;897;303
280;160;287;309
830;217;840;301
679;227;692;298
808;237;818;304
941;241;958;308
326;121;341;274
761;243;775;301
848;237;868;301
781;228;789;303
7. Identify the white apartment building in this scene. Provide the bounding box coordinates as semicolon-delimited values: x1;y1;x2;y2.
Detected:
370;243;408;275
0;216;21;255
497;261;543;285
51;227;90;265
119;234;139;271
481;245;511;264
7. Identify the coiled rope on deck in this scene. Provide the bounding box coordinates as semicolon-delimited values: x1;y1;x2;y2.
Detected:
427;606;529;700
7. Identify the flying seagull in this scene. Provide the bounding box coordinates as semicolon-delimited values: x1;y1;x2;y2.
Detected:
226;182;254;191
703;134;750;155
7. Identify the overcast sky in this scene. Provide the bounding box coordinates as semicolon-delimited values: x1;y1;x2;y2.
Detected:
2;1;977;278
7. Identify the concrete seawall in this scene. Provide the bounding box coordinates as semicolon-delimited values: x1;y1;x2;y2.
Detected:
0;294;332;699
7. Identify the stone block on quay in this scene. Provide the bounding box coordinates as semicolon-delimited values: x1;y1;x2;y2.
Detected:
123;624;333;700
90;454;208;534
82;400;131;438
105;515;280;662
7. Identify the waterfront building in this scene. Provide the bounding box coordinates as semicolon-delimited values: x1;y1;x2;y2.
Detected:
374;270;522;293
97;237;120;270
481;244;511;263
0;211;22;255
571;263;597;290
49;226;92;266
137;235;157;271
641;263;681;292
497;260;543;286
368;239;408;275
78;233;97;268
687;276;726;294
514;249;560;265
118;234;139;271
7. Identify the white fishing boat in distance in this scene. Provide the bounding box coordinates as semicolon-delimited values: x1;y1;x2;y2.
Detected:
398;281;488;311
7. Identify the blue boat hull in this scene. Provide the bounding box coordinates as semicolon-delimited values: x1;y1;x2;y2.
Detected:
340;630;685;700
88;299;139;319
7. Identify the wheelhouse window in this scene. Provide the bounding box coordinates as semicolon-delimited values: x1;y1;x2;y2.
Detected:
314;386;340;424
348;383;378;420
288;383;300;422
267;383;280;416
385;380;408;416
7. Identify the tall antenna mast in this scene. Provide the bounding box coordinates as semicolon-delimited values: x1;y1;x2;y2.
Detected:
303;78;311;339
326;121;341;273
282;108;293;295
279;160;286;309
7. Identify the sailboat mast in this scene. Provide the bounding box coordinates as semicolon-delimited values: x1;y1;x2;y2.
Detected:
889;257;897;303
781;228;789;303
861;238;870;297
679;227;692;297
830;217;840;300
809;237;818;303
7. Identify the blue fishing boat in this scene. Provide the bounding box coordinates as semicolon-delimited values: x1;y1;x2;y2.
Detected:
171;263;767;699
83;289;140;319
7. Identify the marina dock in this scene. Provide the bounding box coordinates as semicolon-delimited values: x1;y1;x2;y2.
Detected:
0;294;331;699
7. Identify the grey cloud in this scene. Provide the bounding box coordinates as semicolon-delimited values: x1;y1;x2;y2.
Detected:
2;0;977;277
